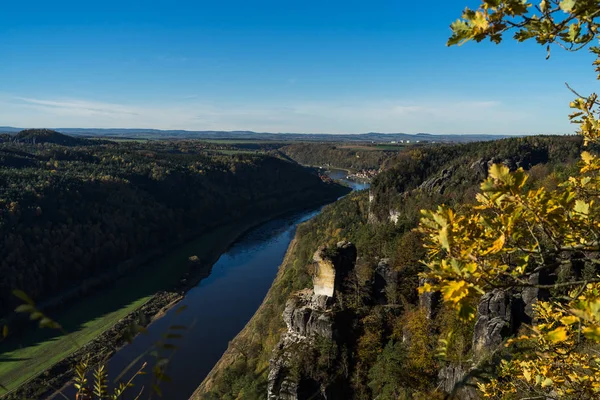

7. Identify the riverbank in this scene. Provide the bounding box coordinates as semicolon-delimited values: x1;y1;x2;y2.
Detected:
1;188;348;400
192;236;300;397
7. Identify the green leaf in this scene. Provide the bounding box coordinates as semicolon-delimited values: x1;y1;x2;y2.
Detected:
13;290;34;305
39;317;58;329
2;325;7;339
29;311;43;320
152;383;163;397
458;303;476;321
15;304;35;313
448;19;473;46
574;200;590;215
560;0;576;12
169;325;187;330
567;23;580;42
483;0;501;6
439;226;451;252
162;333;183;339
541;377;554;388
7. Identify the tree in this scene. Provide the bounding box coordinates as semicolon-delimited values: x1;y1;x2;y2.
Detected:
368;341;410;399
419;1;600;398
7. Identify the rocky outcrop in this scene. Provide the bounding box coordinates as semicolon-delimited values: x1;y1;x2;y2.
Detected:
522;271;553;323
389;210;400;224
418;167;454;194
470;158;491;180
312;241;357;297
374;258;399;304
472;290;518;358
418;278;440;319
268;242;357;400
283;290;334;339
438;365;478;400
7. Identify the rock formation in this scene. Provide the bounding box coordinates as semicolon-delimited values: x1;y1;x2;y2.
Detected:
312;241;357;297
267;241;357;400
438;365;479;400
418;167;455;194
418;278;440;319
472;289;518;358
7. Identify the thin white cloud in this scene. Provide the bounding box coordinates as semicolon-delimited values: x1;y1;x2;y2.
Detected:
0;95;573;135
15;97;139;116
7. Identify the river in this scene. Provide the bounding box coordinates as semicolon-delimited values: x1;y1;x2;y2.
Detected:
64;170;368;399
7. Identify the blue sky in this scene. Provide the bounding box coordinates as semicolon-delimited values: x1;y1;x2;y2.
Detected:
1;0;597;134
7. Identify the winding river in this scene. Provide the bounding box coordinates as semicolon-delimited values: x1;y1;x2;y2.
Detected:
70;171;368;399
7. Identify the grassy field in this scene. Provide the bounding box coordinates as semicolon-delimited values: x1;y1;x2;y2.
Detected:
0;220;265;393
202;139;291;145
337;144;407;151
213;149;262;155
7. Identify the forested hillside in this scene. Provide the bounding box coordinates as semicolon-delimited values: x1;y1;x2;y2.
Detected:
0;132;348;319
278;143;401;170
196;135;591;399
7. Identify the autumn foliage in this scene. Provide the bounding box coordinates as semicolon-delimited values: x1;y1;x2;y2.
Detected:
419;1;600;398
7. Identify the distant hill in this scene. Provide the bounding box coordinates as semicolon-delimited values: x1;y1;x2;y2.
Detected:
13;129;93;146
0;126;519;143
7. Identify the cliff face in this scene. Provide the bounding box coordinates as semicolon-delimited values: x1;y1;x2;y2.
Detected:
436;278;556;398
267;241;357;400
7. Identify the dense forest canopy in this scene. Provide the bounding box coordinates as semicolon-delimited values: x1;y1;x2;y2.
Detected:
278;143;403;171
0;133;346;319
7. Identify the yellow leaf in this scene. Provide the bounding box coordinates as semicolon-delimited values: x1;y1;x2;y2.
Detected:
483;234;505;255
581;151;594;165
418;282;433;294
546;327;568;343
583;326;600;342
439;226;451;251
472;11;489;30
489;164;510;182
441;280;470;304
561;315;579;325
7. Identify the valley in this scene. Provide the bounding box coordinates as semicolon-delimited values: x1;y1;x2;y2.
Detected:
0;130;352;398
